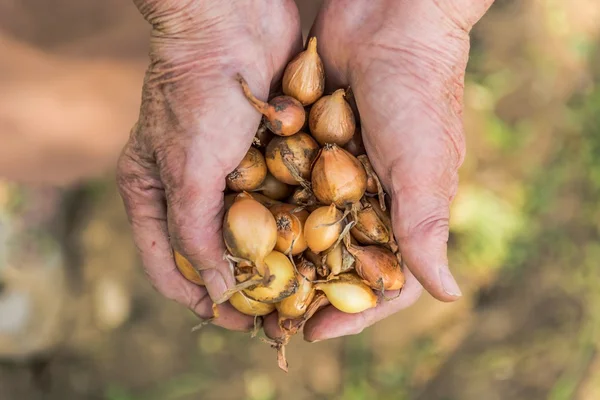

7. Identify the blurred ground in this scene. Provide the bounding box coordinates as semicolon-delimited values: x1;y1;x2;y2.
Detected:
1;1;600;399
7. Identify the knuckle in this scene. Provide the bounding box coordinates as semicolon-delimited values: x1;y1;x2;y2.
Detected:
393;186;450;241
408;211;450;242
134;0;200;32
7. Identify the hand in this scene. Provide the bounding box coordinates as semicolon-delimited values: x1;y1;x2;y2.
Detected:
117;0;302;331
265;0;494;341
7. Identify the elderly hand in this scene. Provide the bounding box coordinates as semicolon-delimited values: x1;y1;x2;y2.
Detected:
117;0;302;331
264;0;494;342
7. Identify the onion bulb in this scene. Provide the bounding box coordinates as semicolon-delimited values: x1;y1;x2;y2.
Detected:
226;147;267;192
324;242;355;277
282;36;325;106
173;250;204;285
346;244;405;291
243;251;298;303
223;194;277;274
343;126;365;156
253;124;274;148
357;155;387;211
253;173;293;200
237;74;305;136
289;186;318;207
311;144;367;209
224;193;238;213
271;204;309;255
276;258;317;319
315;272;377;314
350;199;391;245
304;204;344;253
308;89;356;146
229;291;275;316
265;132;319;185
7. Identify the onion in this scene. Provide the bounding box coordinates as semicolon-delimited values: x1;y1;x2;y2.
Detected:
282;37;325;106
311;144;367;209
226;147;267;192
223;194;277;274
346;244;404;291
253;173;293;200
324;242;355;277
237;75;305;136
245;192;281;209
223;193;238;213
289;186;318;207
271;204;309;256
253;123;274;148
243;250;298;303
357;155;386;211
229;291;275;316
350;199;391;245
343;126;365;156
265;132;320;186
304;204;344;253
315;272;377;314
173;250;204;285
308;89;356;146
276;258;317;319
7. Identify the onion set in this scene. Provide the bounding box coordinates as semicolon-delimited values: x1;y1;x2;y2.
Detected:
190;36;410;372
238;75;305;137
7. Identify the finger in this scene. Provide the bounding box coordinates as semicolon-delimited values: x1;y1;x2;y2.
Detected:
379;106;463;302
303;269;423;342
263;312;284;340
117;145;254;332
152;70;273;303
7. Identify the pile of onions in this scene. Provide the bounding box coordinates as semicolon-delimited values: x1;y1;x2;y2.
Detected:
171;38;403;372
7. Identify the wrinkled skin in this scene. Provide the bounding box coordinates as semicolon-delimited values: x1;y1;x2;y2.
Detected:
117;0;495;339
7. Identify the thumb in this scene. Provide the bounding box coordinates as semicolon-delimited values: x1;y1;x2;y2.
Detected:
388;133;462;302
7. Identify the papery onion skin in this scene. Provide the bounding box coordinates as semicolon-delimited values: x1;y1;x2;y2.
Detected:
350;201;391;245
229;291;275;316
343;126;365;156
243;250;298;303
223;193;238;213
254;173;293;200
289;186;318;207
245;192;281;209
226;147;267;192
282;36;325;106
315;272;377;314
173;250;204;285
276;258;317;319
308;89;356;146
254;124;274;148
223;195;277;273
304;204;344;253
265;132;320;185
273;208;309;256
311;144;367;208
325;242;343;276
347;244;405;291
357;155;379;194
238;75;305;137
265;96;306;136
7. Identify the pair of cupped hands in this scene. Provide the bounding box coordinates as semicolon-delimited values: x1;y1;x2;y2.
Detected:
118;0;494;342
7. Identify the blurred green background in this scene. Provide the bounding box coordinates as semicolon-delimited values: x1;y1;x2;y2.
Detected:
1;1;600;399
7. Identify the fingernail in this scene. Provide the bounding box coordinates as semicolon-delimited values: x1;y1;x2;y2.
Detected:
306;338;322;343
439;266;462;297
203;269;230;303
